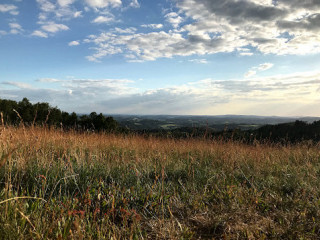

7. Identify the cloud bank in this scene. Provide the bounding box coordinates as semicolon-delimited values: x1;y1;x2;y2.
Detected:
1;70;320;116
3;0;320;61
82;0;320;61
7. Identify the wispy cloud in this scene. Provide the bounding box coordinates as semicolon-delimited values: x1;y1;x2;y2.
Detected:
113;27;136;34
8;22;23;34
128;0;140;8
92;15;115;24
57;0;75;7
141;24;163;29
257;63;274;71
2;81;33;89
245;70;257;78
85;0;122;9
31;30;48;38
37;78;62;83
32;0;81;38
36;0;81;20
189;59;208;64
68;40;80;46
245;63;274;78
32;22;69;38
41;22;69;33
0;4;19;15
165;12;184;29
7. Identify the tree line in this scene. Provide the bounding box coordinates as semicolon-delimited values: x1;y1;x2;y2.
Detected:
1;97;320;143
252;120;320;144
0;98;118;132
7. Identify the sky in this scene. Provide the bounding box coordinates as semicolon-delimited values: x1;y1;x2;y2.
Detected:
1;0;320;116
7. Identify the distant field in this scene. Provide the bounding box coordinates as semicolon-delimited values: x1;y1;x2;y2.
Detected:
1;126;320;239
113;114;320;131
160;124;179;130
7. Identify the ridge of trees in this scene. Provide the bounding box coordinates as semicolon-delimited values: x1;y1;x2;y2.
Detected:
0;97;118;132
1;97;320;144
253;120;320;143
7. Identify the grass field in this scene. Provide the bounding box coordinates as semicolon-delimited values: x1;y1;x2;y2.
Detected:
1;125;320;239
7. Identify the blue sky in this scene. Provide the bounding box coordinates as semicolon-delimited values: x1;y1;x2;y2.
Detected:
1;0;320;116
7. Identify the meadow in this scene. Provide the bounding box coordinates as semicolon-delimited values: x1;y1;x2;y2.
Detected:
1;125;320;239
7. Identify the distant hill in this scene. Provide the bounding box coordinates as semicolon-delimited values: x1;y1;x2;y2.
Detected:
112;114;320;131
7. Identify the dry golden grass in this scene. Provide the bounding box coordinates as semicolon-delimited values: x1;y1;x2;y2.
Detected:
1;125;320;239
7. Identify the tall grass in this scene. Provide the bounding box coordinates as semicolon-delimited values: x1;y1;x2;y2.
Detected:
1;125;320;239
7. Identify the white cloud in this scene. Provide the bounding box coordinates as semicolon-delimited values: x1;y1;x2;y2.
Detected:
8;22;23;34
5;0;320;66
33;0;83;39
84;31;188;62
31;30;48;38
36;0;82;22
189;59;208;64
84;27;247;62
83;0;320;62
0;4;19;15
9;23;22;29
92;15;114;23
85;0;122;9
10;11;19;16
86;45;123;62
245;63;274;77
57;0;75;7
2;81;32;89
37;78;61;83
257;63;274;71
68;40;80;46
128;0;139;8
178;0;320;56
41;22;69;33
239;52;254;56
165;12;184;28
245;70;257;78
73;11;82;18
80;0;320;62
10;29;20;34
141;24;163;29
36;0;55;12
113;27;136;34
